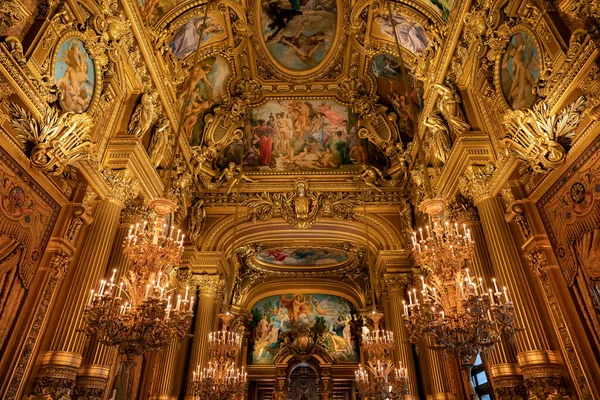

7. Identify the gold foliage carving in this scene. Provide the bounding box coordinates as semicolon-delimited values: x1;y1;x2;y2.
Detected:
501;96;588;175
240;179;363;229
8;104;94;176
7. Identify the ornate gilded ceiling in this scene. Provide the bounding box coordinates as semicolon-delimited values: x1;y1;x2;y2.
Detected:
142;0;452;182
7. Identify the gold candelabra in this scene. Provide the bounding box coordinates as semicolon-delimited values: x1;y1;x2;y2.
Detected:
192;313;248;400
355;311;410;400
405;217;517;365
83;199;194;356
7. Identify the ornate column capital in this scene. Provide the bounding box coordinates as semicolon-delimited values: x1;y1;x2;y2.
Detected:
194;274;223;297
382;273;411;295
458;164;496;204
119;198;152;225
448;196;480;224
101;169;140;207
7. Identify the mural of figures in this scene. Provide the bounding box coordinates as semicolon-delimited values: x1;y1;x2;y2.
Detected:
429;0;454;21
500;32;540;110
54;38;95;113
257;247;349;266
169;15;227;59
371;54;423;141
216;100;387;172
177;56;230;146
248;294;359;364
139;0;184;22
372;12;429;56
260;0;337;71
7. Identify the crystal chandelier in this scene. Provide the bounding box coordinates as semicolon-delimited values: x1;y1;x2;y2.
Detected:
83;198;194;356
404;210;517;365
192;313;248;400
355;311;410;400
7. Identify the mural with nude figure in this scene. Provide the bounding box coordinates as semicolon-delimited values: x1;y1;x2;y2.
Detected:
500;32;540;110
215;99;387;172
54;38;95;113
371;53;423;142
248;294;359;364
176;56;231;146
259;0;338;71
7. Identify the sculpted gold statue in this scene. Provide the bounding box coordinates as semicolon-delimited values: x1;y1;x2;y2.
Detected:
424;113;451;164
354;164;384;193
128;91;158;138
431;83;471;136
219;162;255;194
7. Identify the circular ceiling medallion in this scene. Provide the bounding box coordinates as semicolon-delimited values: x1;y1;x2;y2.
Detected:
251;0;346;80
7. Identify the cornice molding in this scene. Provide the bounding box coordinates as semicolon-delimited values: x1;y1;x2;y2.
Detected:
436;131;495;197
102;135;164;199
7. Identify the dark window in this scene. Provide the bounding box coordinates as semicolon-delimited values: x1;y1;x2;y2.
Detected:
471;354;492;399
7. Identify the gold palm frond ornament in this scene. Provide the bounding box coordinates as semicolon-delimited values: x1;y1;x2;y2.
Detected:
8;103;94;175
501;95;587;174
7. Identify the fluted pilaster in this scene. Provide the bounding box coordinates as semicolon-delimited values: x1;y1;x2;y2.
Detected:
475;196;563;397
74;220;131;398
35;199;123;395
383;274;419;399
148;339;179;399
476;197;549;353
426;350;456;400
185;275;221;397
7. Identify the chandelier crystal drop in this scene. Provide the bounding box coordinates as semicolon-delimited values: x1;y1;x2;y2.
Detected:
405;216;517;365
192;313;248;400
354;311;410;400
83;199;194;356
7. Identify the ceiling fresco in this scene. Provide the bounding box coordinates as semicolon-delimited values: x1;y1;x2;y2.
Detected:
142;0;454;184
256;247;350;267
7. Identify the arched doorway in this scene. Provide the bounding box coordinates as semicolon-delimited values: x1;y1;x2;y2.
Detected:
288;362;320;400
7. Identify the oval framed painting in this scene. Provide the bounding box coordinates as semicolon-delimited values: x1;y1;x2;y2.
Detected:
52;34;98;114
499;31;540;110
252;0;345;79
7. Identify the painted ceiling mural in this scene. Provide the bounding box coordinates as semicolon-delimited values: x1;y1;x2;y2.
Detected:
140;0;459;180
258;0;338;72
215;99;387;172
248;294;360;365
256;247;349;266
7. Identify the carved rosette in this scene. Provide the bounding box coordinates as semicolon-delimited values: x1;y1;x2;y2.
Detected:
458;164;496;204
49;250;73;280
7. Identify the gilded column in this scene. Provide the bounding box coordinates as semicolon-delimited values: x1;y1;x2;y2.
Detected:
148;339;179;400
459;165;563;399
32;170;139;397
383;274;419;399
185;275;221;399
74;201;147;399
426;350;456;400
449;197;525;398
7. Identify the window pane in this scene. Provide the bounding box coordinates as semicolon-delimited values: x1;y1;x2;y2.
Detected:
475;354;483;366
476;371;488;384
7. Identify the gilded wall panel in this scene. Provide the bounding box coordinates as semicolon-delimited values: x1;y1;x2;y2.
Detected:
538;133;600;351
0;145;60;351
